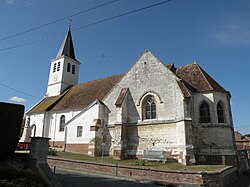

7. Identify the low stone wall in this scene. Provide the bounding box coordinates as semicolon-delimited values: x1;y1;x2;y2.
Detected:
48;157;239;187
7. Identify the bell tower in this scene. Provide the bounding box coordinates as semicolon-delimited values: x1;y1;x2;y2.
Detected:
46;28;80;97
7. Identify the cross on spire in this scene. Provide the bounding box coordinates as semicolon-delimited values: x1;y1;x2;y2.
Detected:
68;17;72;31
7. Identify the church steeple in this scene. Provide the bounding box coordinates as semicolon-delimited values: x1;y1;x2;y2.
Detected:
56;28;76;60
46;28;80;97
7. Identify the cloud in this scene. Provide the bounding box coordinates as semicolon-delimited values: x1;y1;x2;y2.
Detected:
212;21;250;45
5;0;35;6
9;96;26;103
22;0;35;6
5;0;16;4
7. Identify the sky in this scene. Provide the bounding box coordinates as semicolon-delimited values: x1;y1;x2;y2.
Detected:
0;0;249;134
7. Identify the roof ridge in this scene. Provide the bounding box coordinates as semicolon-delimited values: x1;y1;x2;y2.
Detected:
77;73;125;86
194;63;214;90
175;63;227;92
196;64;226;92
175;63;193;69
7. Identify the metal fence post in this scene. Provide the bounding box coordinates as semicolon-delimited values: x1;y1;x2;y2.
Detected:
53;166;56;175
115;161;118;177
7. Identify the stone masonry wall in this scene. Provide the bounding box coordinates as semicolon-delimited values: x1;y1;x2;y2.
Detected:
126;123;177;157
192;92;231;126
104;50;185;125
192;91;236;164
104;51;189;163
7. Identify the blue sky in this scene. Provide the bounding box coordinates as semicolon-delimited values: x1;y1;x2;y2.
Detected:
0;0;249;134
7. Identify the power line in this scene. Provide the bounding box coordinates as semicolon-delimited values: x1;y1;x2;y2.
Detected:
0;0;173;53
74;0;173;31
0;82;40;100
0;31;66;52
0;0;98;33
0;0;119;42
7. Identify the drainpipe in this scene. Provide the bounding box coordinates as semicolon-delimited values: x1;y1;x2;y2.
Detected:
63;127;68;152
53;114;57;147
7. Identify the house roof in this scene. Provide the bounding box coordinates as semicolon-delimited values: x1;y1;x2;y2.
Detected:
56;29;76;60
235;131;250;142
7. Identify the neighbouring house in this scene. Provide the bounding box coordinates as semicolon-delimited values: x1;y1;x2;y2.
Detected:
235;131;250;159
20;28;237;165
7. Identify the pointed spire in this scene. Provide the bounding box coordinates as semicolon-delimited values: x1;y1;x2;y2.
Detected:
56;26;76;60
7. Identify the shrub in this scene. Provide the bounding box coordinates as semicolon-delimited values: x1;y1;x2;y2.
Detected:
48;148;57;156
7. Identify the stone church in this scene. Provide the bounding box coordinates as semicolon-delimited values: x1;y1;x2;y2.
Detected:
21;29;237;165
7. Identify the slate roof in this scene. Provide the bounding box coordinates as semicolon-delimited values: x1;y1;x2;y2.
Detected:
28;62;227;114
56;29;76;60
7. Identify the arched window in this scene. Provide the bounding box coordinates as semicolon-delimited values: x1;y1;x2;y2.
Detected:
57;61;61;71
59;115;65;132
217;101;225;123
53;63;57;73
67;63;71;72
143;96;156;120
72;65;75;74
199;101;210;123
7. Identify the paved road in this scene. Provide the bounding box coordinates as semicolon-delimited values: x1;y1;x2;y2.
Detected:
54;168;162;187
54;167;250;187
228;170;250;187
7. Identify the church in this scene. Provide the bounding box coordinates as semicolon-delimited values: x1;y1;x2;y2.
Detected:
21;29;237;165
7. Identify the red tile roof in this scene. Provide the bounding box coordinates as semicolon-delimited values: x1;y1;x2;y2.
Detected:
235;131;250;142
176;63;226;92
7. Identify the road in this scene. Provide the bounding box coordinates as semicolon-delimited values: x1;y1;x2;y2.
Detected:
54;167;250;187
228;170;250;187
54;168;162;187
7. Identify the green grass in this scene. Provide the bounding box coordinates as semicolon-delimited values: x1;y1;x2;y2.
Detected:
0;170;48;187
51;151;226;172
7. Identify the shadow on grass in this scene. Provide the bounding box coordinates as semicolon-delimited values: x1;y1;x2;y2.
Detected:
0;170;47;187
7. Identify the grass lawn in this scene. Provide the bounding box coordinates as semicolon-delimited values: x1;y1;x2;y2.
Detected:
50;150;226;172
0;170;48;187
